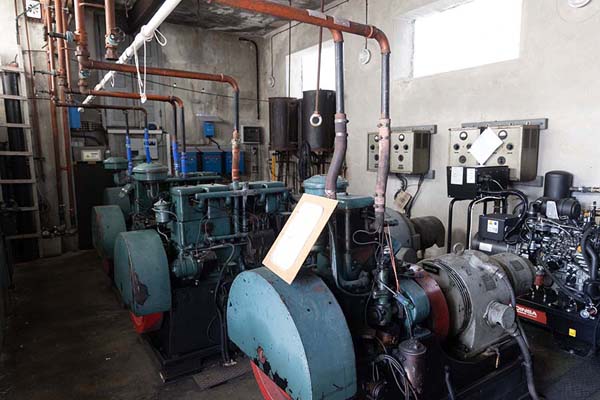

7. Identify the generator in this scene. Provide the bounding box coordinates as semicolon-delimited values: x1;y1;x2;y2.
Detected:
93;158;221;275
472;170;600;354
226;176;539;400
101;177;290;379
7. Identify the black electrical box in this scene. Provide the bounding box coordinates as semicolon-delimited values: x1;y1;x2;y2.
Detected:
478;213;520;242
446;166;510;200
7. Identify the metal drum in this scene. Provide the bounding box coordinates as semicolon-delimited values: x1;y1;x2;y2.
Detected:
269;97;300;151
302;90;336;152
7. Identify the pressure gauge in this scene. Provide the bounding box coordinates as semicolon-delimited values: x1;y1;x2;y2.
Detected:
498;130;508;140
359;48;372;65
459;131;468;141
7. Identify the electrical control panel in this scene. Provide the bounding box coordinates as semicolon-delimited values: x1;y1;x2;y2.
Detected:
449;125;540;182
368;129;432;174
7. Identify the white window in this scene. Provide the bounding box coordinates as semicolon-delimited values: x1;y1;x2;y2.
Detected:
396;0;523;79
286;40;336;98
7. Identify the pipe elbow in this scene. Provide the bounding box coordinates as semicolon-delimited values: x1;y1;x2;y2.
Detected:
170;96;184;108
370;28;391;54
329;29;344;43
223;75;240;92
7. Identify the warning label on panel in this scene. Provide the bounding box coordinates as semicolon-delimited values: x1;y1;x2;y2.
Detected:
516;304;547;325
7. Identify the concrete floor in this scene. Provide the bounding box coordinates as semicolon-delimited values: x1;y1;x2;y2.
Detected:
0;250;599;399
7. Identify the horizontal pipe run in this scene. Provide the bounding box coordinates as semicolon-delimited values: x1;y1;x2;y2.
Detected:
207;0;389;54
81;59;239;91
80;0;182;105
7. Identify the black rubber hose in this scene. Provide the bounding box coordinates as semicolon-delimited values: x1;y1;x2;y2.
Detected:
327;221;370;297
582;225;599;282
513;331;540;400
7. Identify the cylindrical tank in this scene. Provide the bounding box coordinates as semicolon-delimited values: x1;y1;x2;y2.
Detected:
544;170;573;200
301;90;336;151
269;97;300;151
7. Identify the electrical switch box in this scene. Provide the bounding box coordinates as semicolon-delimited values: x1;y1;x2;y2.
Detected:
368;130;432;175
448;125;540;182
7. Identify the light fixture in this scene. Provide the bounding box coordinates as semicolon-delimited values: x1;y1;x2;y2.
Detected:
568;0;592;8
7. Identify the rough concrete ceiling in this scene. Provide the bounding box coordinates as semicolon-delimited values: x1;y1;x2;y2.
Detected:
164;0;339;35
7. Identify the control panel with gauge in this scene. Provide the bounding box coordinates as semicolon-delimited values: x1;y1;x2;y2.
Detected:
368;127;433;174
448;124;541;182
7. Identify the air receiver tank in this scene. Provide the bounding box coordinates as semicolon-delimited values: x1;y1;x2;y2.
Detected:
269;97;300;151
302;90;336;152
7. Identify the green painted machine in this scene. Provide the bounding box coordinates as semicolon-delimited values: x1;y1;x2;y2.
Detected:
227;176;540;400
107;178;291;379
92;159;221;275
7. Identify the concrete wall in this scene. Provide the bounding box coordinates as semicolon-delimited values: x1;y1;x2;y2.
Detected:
262;0;600;253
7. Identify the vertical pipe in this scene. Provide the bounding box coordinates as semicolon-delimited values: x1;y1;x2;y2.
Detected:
60;5;72;91
374;53;391;230
73;0;89;91
104;0;118;60
143;126;152;164
238;38;259;120
171;103;180;175
42;0;64;224
180;107;187;176
325;35;347;200
124;111;133;174
54;0;66;88
231;90;241;187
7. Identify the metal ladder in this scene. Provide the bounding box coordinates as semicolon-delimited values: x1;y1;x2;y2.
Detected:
0;61;42;256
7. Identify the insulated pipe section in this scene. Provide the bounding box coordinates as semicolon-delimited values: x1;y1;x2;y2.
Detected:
208;0;392;229
325;35;347;200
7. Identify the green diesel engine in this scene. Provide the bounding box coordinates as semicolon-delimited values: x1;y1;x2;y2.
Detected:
110;178;290;380
92;158;220;275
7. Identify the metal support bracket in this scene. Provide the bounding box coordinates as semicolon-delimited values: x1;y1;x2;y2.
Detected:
392;124;437;134
461;118;548;130
511;175;544;188
396;170;436;180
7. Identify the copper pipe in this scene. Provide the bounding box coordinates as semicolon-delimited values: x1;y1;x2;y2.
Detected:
104;0;118;60
60;5;72;91
209;0;392;228
53;0;66;88
82;59;240;92
52;0;77;225
73;0;89;91
42;0;65;223
207;0;390;54
79;2;104;8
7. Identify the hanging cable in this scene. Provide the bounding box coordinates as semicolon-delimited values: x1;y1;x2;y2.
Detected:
310;0;325;128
